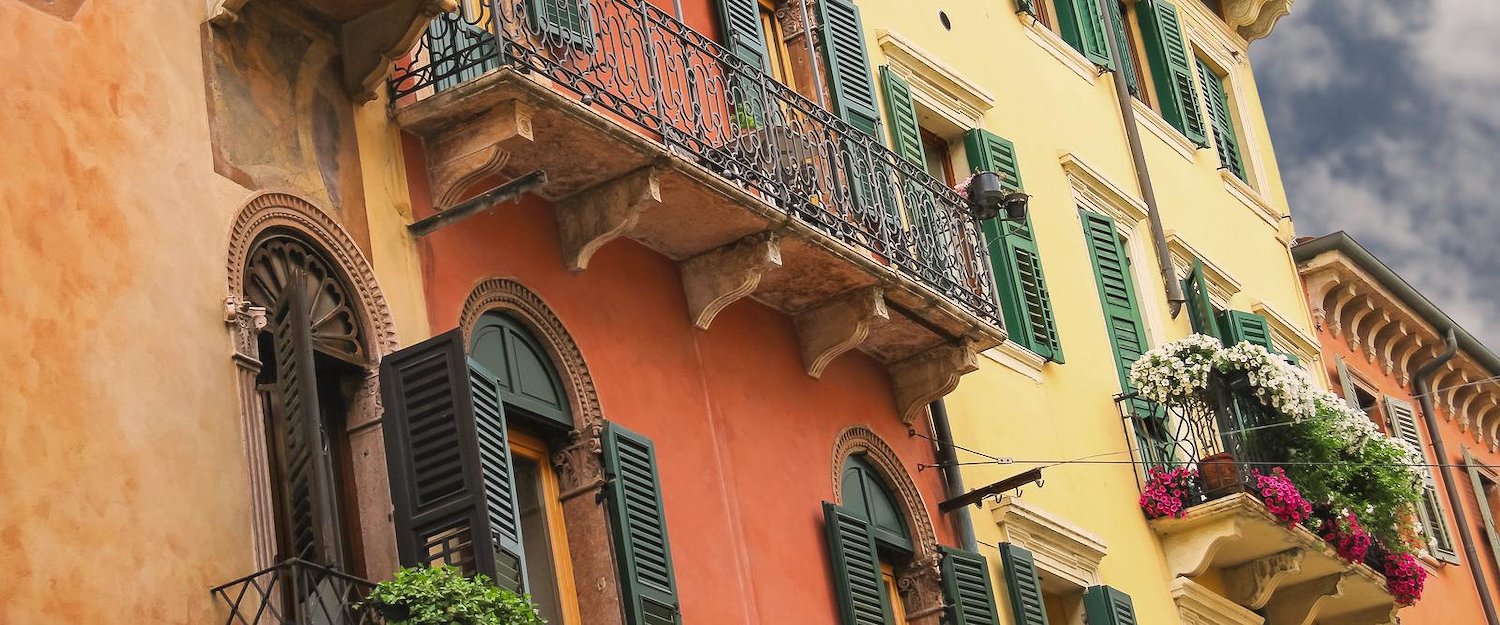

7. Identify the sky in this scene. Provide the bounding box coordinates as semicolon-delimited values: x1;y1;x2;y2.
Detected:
1250;1;1500;349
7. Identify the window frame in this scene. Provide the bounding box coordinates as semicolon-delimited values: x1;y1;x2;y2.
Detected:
758;0;798;88
508;429;584;625
1192;51;1248;181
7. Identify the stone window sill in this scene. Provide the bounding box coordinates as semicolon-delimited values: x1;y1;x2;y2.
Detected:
1018;13;1100;86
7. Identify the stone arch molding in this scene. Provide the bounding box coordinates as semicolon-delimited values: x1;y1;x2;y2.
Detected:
459;277;607;499
831;426;946;623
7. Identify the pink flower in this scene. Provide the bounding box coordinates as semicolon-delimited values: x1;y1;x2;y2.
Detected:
1320;512;1372;562
1251;468;1312;527
1140;467;1198;519
1382;551;1427;605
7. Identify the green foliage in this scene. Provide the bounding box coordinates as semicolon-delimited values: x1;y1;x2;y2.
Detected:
361;566;545;625
733;103;761;130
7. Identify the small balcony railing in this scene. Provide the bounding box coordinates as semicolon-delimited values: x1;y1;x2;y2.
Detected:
1117;372;1280;504
211;559;380;625
389;0;1002;328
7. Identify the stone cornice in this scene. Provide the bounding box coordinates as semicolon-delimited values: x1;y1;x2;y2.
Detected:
990;497;1108;589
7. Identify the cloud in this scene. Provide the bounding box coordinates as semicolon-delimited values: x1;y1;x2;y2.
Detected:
1253;0;1500;349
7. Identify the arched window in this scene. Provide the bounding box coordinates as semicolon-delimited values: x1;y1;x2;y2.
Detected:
833;453;914;625
469;312;572;430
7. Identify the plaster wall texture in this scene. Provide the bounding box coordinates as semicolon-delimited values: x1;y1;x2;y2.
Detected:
846;1;1318;623
0;1;429;622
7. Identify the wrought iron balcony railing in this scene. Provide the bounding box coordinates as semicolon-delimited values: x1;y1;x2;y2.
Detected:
212;559;380;625
389;0;1002;328
1116;373;1280;505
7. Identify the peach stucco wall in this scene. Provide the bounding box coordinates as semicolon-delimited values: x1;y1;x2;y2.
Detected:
1314;318;1500;624
412;174;957;624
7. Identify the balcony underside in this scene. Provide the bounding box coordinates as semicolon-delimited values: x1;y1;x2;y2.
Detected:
398;69;1003;421
1153;494;1399;625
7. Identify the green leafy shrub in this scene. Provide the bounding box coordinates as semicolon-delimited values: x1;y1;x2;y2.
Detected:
361;566;545;625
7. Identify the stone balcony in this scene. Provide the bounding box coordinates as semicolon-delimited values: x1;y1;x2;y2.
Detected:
388;1;1007;420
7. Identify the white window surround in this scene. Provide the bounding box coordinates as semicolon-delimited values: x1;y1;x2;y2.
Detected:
1062;152;1166;346
1164;232;1243;309
1251;300;1321;364
1132;99;1199;162
1017;13;1101;86
1059;152;1149;224
982;341;1048;383
990;496;1109;591
876;30;995;135
1221;169;1281;228
1171;576;1263;625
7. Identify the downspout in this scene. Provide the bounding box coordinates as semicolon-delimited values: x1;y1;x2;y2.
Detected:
929;399;978;551
1096;0;1185;316
1414;329;1500;625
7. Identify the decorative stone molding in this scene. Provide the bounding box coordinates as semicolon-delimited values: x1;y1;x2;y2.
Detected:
1221;0;1295;43
1167;233;1243;308
680;233;784;330
890;340;979;424
876;30;995;134
1060;152;1149;226
990;497;1108;590
1018;13;1100;85
1171;576;1263;625
1223;548;1304;609
1250;301;1320;367
424;100;533;209
1264;572;1348;625
796;287;889;378
831;426;945;623
556;167;662;272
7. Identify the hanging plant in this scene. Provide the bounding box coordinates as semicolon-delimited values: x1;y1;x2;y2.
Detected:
1251;468;1312;527
1140;466;1198;519
1318;510;1373;563
1381;550;1428;605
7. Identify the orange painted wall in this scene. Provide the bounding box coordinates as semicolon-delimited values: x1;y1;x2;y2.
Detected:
1312;317;1500;623
406;158;956;623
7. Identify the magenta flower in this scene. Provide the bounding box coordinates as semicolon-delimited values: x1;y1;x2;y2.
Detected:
1140;466;1198;519
1382;551;1427;605
1251;468;1312;527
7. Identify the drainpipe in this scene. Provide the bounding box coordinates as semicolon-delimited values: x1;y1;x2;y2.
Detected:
1414;329;1500;625
929;399;978;551
1096;0;1185;316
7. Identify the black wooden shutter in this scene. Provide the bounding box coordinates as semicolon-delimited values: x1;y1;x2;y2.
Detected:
1181;261;1218;339
824;502;891;625
603;423;682;625
940;547;1002;625
271;277;343;567
1137;0;1206;145
1083;586;1138;625
999;544;1048;625
1054;0;1112;68
966;129;1063;363
380;329;528;592
1217;310;1272;350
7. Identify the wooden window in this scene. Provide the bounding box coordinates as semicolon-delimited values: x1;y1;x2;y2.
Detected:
510;430;582;625
881;564;911;625
1385;396;1459;561
1464;450;1500;571
920;130;955;186
758;0;798;88
1137;0;1207;145
1083;586;1139;625
1195;55;1247;180
1119;1;1152;106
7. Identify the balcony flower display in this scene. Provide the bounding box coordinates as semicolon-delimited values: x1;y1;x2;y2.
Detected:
1251;468;1312;527
1140;466;1198;519
1213;342;1319;421
1319;511;1373;562
1380;550;1428;605
1129;333;1221;405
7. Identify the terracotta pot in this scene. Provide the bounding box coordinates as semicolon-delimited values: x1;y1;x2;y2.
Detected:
1199;452;1244;496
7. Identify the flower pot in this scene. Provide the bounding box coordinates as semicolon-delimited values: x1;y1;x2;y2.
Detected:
1199;452;1244;497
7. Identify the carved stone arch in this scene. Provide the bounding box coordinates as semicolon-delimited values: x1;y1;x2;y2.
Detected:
831;426;945;624
223;190;400;573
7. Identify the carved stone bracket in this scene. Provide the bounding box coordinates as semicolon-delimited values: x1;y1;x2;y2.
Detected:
796;286;889;378
890;340;978;424
1224;548;1304;609
556;167;662;272
1264;573;1347;625
1159;514;1242;578
342;0;458;101
1221;0;1295;43
1322;606;1398;625
1171;577;1263;625
424;100;534;209
680;233;784;330
227;296;270;370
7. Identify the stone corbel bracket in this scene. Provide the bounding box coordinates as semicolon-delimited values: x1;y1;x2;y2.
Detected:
1264;572;1348;625
891;340;978;424
556;167;662;272
681;233;784;329
342;0;458;102
1224;548;1304;609
1222;0;1295;43
795;286;889;378
425;100;535;210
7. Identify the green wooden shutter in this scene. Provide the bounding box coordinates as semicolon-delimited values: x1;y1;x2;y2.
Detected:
1083;586;1138;625
603;423;682;625
270;278;343;567
1013;0;1038;17
941;547;1002;625
528;0;592;47
999;544;1049;625
380;329;528;591
1082;210;1163;463
1181;261;1218;339
819;0;880;136
881;67;951;274
1385;397;1457;561
1054;0;1113;68
1335;357;1360;410
718;0;768;69
1464;450;1500;569
1137;0;1206;146
1217;310;1272;350
824;502;892;625
966;130;1063;362
1194;56;1246;180
1104;0;1139;96
880;68;922;165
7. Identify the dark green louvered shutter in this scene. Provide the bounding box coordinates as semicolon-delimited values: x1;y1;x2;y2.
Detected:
270;278;343;568
881;68;922;165
1195;56;1246;180
528;0;592;47
966;129;1063;362
1182;261;1218;339
1053;0;1113;68
381;329;528;592
1104;0;1139;95
999;544;1048;625
1217;310;1271;350
604;423;682;625
942;547;1002;625
1083;586;1138;625
1464;450;1500;568
1385;397;1457;561
1335;357;1360;410
1137;0;1206;146
718;0;770;128
824;502;891;625
1013;0;1038;17
819;0;880;136
882;67;949;273
1082;210;1161;462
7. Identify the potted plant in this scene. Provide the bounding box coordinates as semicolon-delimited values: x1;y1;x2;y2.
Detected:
1197;451;1243;497
360;566;544;625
